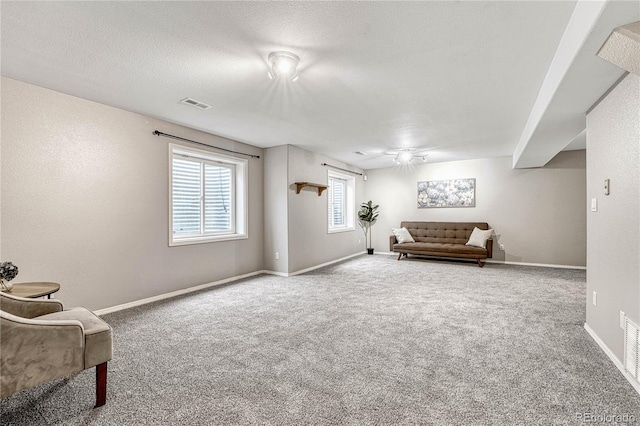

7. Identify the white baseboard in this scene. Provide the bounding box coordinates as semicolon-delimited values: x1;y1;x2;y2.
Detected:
377;251;585;270
288;251;365;276
485;260;586;270
263;270;289;277
94;270;267;316
95;252;365;315
584;323;640;396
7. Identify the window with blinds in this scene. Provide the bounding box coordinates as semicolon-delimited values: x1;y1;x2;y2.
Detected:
327;170;355;233
328;177;346;228
170;144;247;245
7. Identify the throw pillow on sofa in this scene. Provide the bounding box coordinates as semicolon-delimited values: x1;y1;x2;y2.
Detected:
392;227;415;243
465;227;493;249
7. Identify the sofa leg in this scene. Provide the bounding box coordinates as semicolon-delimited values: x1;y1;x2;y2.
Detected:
476;259;485;268
397;252;403;260
95;362;107;407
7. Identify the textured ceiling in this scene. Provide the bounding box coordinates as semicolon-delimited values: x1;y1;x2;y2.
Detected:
0;1;635;169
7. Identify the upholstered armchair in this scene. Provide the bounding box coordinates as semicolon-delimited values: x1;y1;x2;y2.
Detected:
0;292;112;407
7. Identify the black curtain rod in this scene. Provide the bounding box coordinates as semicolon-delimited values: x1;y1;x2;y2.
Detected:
321;163;363;176
153;130;260;159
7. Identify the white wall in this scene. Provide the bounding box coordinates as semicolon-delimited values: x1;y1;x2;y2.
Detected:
1;77;264;310
586;73;640;362
363;151;587;267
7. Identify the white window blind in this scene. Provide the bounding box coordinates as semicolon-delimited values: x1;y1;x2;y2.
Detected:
204;164;233;232
328;177;346;228
172;158;202;235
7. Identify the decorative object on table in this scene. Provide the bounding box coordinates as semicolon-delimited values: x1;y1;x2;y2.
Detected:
0;261;19;292
417;178;475;208
358;200;380;255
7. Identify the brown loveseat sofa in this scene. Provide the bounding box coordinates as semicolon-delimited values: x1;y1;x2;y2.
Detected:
390;221;493;267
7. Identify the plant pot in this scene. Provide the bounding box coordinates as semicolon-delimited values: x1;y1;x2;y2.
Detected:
367;248;374;255
0;280;13;292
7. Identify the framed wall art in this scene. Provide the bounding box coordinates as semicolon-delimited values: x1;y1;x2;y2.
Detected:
417;178;475;208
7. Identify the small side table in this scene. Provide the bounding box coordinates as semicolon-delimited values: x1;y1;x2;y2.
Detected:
4;282;60;299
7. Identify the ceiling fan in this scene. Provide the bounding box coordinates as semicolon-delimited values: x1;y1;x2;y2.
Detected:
379;147;433;165
353;146;435;165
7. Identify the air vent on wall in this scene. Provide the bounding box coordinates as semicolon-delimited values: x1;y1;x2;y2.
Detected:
625;317;640;385
180;98;211;110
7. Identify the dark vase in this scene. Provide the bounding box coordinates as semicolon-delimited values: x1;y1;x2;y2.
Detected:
367;248;374;255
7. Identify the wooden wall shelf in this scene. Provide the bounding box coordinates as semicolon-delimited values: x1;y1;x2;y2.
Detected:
295;182;328;196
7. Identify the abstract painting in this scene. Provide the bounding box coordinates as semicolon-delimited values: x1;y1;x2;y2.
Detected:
417;178;475;208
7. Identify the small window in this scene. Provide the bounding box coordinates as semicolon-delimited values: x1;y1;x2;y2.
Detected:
328;170;355;233
170;144;247;246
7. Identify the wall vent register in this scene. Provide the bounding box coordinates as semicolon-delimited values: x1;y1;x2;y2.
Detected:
625;317;640;385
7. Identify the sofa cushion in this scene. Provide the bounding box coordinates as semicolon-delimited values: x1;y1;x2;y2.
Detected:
465;227;494;249
394;241;487;256
391;227;415;243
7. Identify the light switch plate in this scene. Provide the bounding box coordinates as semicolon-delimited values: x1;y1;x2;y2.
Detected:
591;198;597;212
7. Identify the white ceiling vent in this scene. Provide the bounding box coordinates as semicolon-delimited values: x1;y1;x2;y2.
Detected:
180;98;211;110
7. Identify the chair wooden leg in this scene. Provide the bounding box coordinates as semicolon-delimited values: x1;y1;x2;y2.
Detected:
476;259;485;268
95;362;107;407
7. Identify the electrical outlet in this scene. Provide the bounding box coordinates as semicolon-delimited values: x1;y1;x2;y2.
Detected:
275;252;280;260
620;311;626;329
499;244;505;251
592;291;597;306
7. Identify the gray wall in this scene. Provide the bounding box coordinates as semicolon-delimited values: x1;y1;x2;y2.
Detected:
263;145;289;274
263;145;365;274
287;145;364;273
1;77;264;310
363;151;587;267
586;73;640;362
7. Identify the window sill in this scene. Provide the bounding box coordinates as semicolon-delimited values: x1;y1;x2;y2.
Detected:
170;233;248;247
328;227;355;234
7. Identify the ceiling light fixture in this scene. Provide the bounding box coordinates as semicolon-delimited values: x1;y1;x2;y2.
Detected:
392;151;429;165
395;150;414;164
268;51;300;81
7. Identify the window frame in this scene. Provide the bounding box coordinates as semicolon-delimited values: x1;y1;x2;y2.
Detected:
169;143;248;246
327;170;355;234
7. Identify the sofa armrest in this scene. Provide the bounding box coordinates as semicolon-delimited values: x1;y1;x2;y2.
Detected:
389;235;398;251
486;238;493;258
0;292;63;319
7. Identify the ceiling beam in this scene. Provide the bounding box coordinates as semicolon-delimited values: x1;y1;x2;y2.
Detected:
512;0;609;169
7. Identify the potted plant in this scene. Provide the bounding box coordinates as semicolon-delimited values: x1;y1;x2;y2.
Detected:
358;201;380;255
